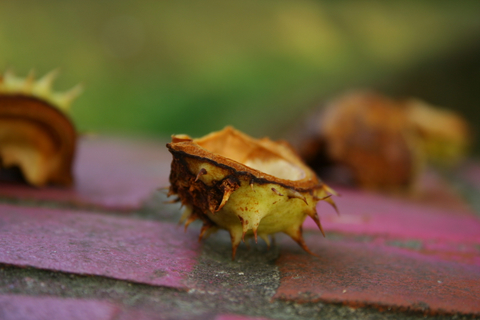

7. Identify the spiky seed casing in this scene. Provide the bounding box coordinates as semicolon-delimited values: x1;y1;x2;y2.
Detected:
0;70;81;186
167;126;336;260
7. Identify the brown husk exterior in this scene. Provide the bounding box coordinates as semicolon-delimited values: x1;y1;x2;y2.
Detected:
168;150;240;217
168;127;322;191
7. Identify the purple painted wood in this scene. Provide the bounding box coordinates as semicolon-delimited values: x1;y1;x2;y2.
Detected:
311;186;480;243
0;294;120;320
307;183;480;266
0;204;200;289
275;237;480;315
280;176;480;314
0;137;171;212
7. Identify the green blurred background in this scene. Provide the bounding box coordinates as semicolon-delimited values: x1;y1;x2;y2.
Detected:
1;0;479;151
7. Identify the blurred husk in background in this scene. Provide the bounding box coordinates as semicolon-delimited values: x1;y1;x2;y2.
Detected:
290;91;471;192
1;0;479;153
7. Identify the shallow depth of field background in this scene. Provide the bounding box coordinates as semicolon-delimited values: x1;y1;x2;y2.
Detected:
1;0;479;152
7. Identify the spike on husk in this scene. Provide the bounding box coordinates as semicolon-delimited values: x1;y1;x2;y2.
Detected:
167;126;336;260
0;69;81;186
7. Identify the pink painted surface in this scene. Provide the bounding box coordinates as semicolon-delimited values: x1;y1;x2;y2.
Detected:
0;137;171;212
310;186;480;242
0;294;120;320
215;314;273;320
286;174;480;314
275;238;480;315
0;204;200;289
307;185;480;265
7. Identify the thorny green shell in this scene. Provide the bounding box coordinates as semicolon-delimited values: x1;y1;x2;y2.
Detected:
167;126;337;260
